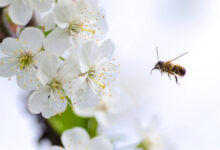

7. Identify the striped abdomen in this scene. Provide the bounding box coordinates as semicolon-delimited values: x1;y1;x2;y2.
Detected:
172;65;186;76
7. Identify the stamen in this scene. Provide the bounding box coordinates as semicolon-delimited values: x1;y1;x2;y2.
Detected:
57;91;65;100
48;79;65;100
69;21;96;35
19;51;34;70
81;28;95;34
89;75;106;89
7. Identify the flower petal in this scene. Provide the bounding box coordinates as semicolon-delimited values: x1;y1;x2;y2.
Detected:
94;39;115;63
106;87;133;114
37;53;61;84
0;0;11;7
16;67;41;90
58;53;80;80
90;136;113;150
94;112;111;127
79;41;98;68
39;12;56;31
41;90;67;118
44;27;70;55
80;7;108;41
61;127;90;150
77;84;99;109
72;77;99;109
28;87;50;114
8;0;33;25
41;107;56;119
77;0;98;12
73;105;95;117
53;0;77;28
19;27;44;53
0;57;18;77
1;37;22;56
49;146;65;150
31;0;54;12
92;8;108;40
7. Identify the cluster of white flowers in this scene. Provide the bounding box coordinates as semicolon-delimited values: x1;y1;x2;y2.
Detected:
0;0;175;150
0;0;118;119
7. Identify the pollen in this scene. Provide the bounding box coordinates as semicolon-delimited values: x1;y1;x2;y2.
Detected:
49;79;66;100
69;21;82;35
50;80;62;90
19;51;34;70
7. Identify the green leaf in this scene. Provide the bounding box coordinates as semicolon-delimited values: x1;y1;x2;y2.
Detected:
47;105;98;138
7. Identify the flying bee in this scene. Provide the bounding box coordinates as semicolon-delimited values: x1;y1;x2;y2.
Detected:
151;47;188;84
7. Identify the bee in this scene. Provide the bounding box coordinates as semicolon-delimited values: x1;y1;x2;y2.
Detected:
151;47;188;84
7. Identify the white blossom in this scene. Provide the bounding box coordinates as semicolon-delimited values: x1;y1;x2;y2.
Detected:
28;53;77;118
0;0;54;25
44;0;108;55
50;127;113;150
65;40;118;109
0;27;44;90
136;119;175;150
74;86;132;127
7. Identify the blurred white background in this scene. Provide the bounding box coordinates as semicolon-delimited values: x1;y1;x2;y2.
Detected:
1;0;220;149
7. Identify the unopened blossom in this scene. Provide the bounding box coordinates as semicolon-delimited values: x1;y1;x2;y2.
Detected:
66;40;118;109
44;0;108;55
74;86;132;127
0;0;54;25
50;127;113;150
0;27;44;90
28;53;77;118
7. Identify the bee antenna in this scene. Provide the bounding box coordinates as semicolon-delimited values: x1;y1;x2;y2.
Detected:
156;46;159;61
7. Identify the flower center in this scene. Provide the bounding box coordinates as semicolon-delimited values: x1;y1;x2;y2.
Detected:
49;79;65;100
87;67;106;89
138;138;154;150
49;80;62;90
68;21;95;35
79;58;119;98
138;137;163;150
19;51;34;70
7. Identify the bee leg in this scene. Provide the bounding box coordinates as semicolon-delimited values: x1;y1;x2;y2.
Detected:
168;73;171;80
160;70;163;76
175;76;180;84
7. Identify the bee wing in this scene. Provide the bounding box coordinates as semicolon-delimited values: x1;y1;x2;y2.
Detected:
168;52;188;62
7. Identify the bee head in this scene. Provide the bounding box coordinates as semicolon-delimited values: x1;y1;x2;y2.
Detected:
151;61;164;74
154;61;163;69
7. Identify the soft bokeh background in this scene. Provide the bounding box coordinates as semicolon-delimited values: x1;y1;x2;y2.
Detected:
1;0;220;149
